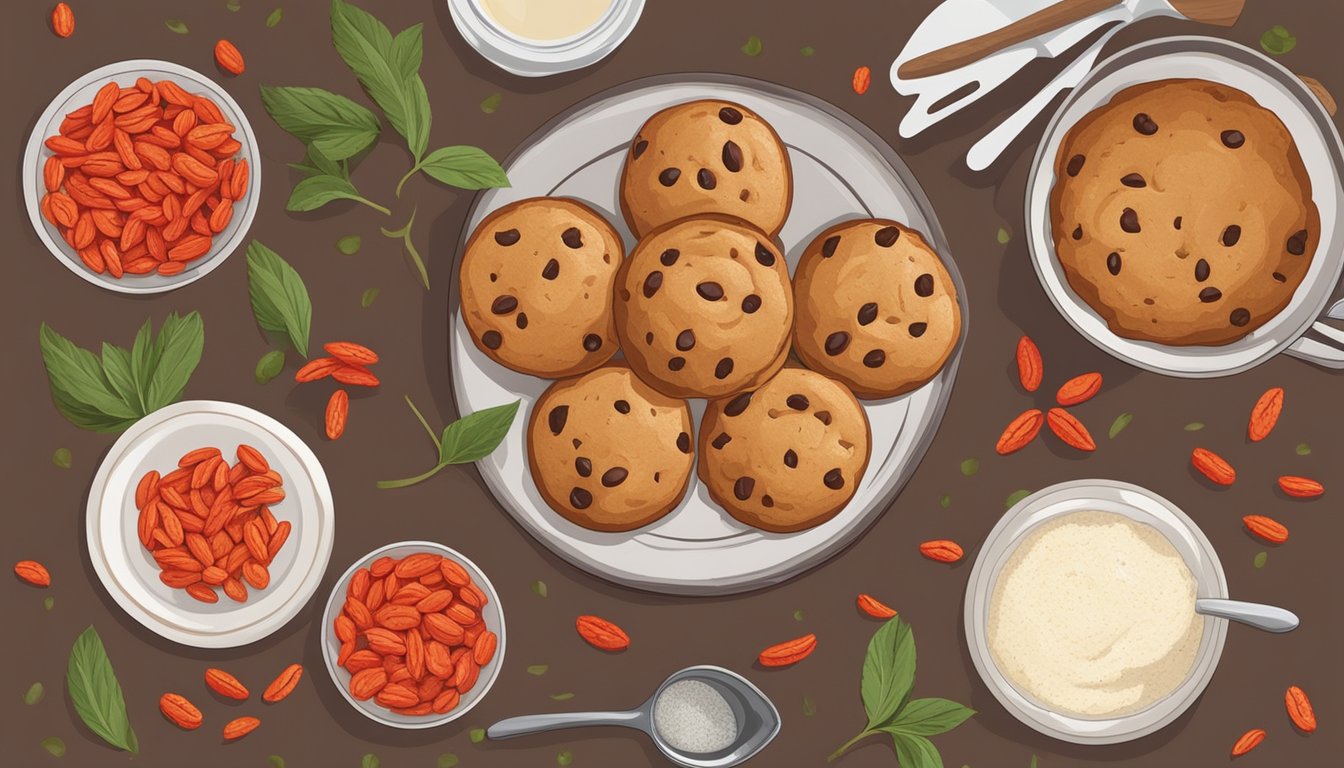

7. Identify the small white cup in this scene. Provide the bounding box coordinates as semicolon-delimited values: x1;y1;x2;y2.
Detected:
447;0;645;77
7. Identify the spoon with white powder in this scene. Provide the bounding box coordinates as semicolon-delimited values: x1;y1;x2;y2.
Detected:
488;666;780;767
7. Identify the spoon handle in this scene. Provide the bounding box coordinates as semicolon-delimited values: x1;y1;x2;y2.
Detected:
488;710;644;740
1195;598;1300;633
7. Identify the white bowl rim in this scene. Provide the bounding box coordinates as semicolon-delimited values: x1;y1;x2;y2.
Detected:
446;0;645;77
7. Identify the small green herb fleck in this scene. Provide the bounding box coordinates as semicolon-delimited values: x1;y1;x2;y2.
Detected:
939;494;951;509
557;750;574;766
255;349;285;384
1254;551;1268;569
1005;489;1031;508
803;695;816;716
41;737;66;757
996;227;1011;245
1183;422;1204;431
480;93;502;114
336;235;362;255
226;0;242;11
532;580;548;598
470;728;485;743
266;8;284;27
1260;25;1296;55
44;597;55;611
438;755;460;768
527;665;549;676
1296;443;1311;455
165;19;189;34
960;458;980;476
1029;756;1038;768
24;682;44;705
1108;412;1133;438
360;288;380;308
268;757;286;768
800;45;815;56
741;35;763;57
793;609;804;621
52;448;71;469
361;754;379;768
550;692;575;701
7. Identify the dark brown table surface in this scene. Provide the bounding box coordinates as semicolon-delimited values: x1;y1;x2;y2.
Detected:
3;1;1341;766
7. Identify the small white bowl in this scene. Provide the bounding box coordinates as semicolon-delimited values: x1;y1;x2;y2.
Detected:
320;541;506;729
447;0;644;77
22;59;261;294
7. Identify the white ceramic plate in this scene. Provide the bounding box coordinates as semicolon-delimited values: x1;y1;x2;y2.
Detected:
320;542;505;729
1026;37;1344;376
86;401;333;648
964;480;1229;744
450;75;968;595
446;0;644;77
22;59;261;294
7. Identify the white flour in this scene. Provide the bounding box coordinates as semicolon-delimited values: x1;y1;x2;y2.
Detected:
653;679;738;754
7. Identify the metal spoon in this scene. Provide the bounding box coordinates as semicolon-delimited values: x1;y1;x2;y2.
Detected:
488;666;780;768
1196;598;1299;633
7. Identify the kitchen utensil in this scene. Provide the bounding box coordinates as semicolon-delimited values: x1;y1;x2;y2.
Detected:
86;401;333;648
319;541;505;728
450;73;967;595
446;0;644;77
900;0;1240;80
1025;37;1344;376
1327;298;1344;319
1195;598;1299;633
488;666;780;768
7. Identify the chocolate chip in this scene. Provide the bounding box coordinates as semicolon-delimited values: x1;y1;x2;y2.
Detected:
494;229;520;246
1107;252;1122;275
1195;259;1210;282
1199;287;1223;303
1272;271;1287;282
601;467;628;487
1072;225;1083;240
1221;225;1241;247
712;432;732;449
762;495;774;507
575;457;592;477
1230;308;1251;327
823;469;844;490
583;334;602;352
739;189;750;201
825;332;850;356
1287;229;1308;255
659;168;680;186
783;449;798;468
548;406;569;435
660;249;680;266
741;294;761;313
561;227;583;249
677;432;691;453
1173;216;1182;230
786;394;809;410
714;358;734;379
516;313;528;329
614;399;630;414
668;356;685;371
1221;130;1244;148
821;235;841;257
755;242;775;266
863;349;886;368
697;169;717;189
719;106;743;124
724;391;753;416
815;410;832;425
1121;173;1146;188
1133;113;1158;135
875;226;900;247
643;270;663;298
676;329;696;350
1066;154;1086;176
696;282;724;301
914;273;934;297
733;476;754;500
857;303;878;325
909;322;928;338
482;331;502;349
542;258;559;280
645;332;654;345
491;295;517;314
1120;208;1140;233
722;140;743;172
632;139;648;158
489;273;497;282
569;487;591;509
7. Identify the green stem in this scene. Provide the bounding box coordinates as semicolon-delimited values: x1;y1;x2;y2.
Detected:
395;162;421;198
827;730;878;763
404;395;440;448
354;196;392;216
380;209;429;290
376;461;449;489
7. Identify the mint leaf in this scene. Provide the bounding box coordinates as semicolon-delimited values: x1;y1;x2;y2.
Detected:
259;85;381;160
143;312;205;411
255;349;286;384
67;626;138;753
861;617;917;729
1108;412;1133;438
287;173;365;211
39;323;139;428
330;0;430;159
418;146;510;190
890;732;943;768
439;400;521;463
360;287;380;308
40;737;66;757
1260;25;1297;55
24;682;45;705
52;448;72;469
881;697;975;736
266;7;283;27
247;241;312;356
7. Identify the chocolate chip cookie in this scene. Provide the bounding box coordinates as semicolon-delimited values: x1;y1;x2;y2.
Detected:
698;367;870;532
614;216;793;399
1051;79;1319;346
459;197;625;377
620;99;792;238
793;219;962;399
527;365;695;532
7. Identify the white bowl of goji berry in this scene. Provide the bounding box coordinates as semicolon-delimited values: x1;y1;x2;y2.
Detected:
22;59;260;294
321;541;507;728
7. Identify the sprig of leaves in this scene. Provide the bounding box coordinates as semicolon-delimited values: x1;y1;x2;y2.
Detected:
285;144;390;215
377;396;519;488
67;626;138;753
247;240;313;357
829;617;974;766
40;313;204;433
381;208;428;289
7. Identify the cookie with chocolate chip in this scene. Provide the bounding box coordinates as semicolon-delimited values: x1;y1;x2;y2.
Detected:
460;197;625;377
1051;79;1319;346
527;365;695;532
698;367;870;533
620;99;792;238
614;215;794;399
792;219;962;399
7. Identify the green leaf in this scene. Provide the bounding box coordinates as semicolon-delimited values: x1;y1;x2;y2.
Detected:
1030;756;1038;768
24;682;45;705
291;143;347;178
258;86;381;161
268;757;286;768
227;0;241;11
1253;551;1267;569
165;19;189;34
550;692;575;701
1260;25;1297;55
66;626;138;753
39;323;140;429
255;349;286;384
939;494;951;509
143;312;205;411
959;458;979;476
469;728;485;743
527;664;549;676
800;45;815;56
1183;422;1205;431
330;0;430;159
531;580;548;598
882;697;975;737
288;172;367;211
861;617;917;730
52;448;71;469
996;227;1011;245
247;241;312;357
336;234;362;255
803;695;817;716
890;733;943;768
438;755;460;768
44;597;55;611
741;35;763;56
557;750;574;766
40;737;66;757
793;609;805;621
100;344;138;410
1296;442;1312;455
266;7;284;27
128;318;158;413
438;400;521;464
360;287;380;308
362;754;380;768
1005;489;1031;508
418;146;510;190
1108;412;1133;439
480;93;502;114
